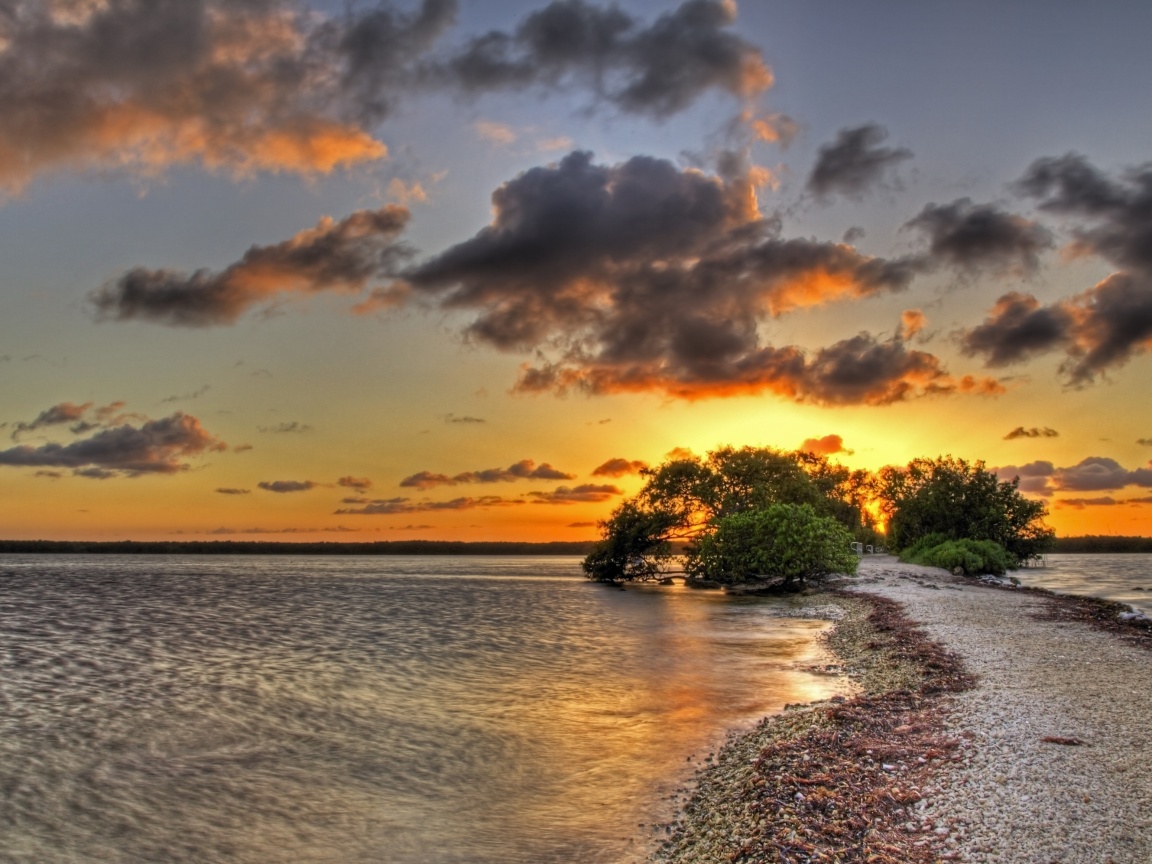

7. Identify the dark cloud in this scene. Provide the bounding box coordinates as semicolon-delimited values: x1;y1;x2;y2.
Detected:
991;460;1056;496
0;0;768;192
257;480;317;493
400;459;576;488
806;124;912;201
967;154;1152;384
405;151;964;403
91;207;411;326
434;0;771;118
904;199;1052;275
1138;438;1152;447
591;457;648;477
9;400;135;439
1015;153;1152;275
960;276;1152;384
445;414;486;424
960;292;1075;368
0;412;226;477
799;434;853;456
527;483;622;504
1004;426;1059;440
567;521;598;528
215;487;251;495
337;475;373;491
1052;457;1152;493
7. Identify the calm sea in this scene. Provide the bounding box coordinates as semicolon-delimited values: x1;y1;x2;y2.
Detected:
1014;552;1152;616
0;555;844;864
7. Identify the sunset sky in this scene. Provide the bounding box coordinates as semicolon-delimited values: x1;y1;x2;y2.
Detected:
3;0;1152;541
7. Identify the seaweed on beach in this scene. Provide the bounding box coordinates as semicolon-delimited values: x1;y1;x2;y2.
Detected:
653;591;974;864
1019;586;1152;651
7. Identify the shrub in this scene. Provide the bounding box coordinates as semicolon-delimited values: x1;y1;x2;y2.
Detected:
687;503;858;589
900;538;1015;576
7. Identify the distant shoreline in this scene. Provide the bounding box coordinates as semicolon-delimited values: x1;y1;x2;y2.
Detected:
0;539;597;556
1;536;1150;556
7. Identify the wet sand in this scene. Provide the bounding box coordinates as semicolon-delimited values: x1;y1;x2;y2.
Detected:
651;556;1152;863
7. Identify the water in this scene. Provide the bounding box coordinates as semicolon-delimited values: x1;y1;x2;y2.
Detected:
1013;553;1152;616
0;555;843;864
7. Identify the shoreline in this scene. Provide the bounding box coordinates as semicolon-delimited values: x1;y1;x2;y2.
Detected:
649;556;1152;863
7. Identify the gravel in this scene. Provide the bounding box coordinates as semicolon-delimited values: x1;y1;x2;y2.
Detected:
852;556;1152;863
650;555;1152;864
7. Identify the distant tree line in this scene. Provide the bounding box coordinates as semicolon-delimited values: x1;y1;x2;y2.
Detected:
0;539;597;556
1049;536;1152;554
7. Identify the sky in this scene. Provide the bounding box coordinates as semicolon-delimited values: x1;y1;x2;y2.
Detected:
3;0;1152;542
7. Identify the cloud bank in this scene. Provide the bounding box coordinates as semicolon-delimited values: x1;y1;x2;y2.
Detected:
404;150;989;404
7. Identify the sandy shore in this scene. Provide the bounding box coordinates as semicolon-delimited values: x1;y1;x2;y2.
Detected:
650;555;1152;864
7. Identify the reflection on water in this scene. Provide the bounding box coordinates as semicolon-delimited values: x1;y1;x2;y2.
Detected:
0;555;844;864
1014;553;1152;616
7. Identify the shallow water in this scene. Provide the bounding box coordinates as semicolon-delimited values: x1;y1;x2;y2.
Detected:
1013;553;1152;616
0;555;843;864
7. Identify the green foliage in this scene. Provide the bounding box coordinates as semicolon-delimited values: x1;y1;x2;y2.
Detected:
901;538;1015;576
686;503;859;589
876;455;1053;563
583;446;878;582
581;501;680;582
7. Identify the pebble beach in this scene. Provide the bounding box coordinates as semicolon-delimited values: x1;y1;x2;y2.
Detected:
651;556;1152;864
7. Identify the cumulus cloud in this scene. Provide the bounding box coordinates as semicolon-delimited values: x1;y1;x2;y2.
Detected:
257;480;317;493
400;459;576;488
91;207;412;326
215;487;251;495
1138;438;1152;447
960;276;1152;384
337;475;373;491
435;0;771;118
958;154;1152;384
591;457;649;477
0;0;769;194
903;198;1052;276
403;150;972;404
0;412;226;477
806;124;912;201
1004;426;1059;440
799;434;853;456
